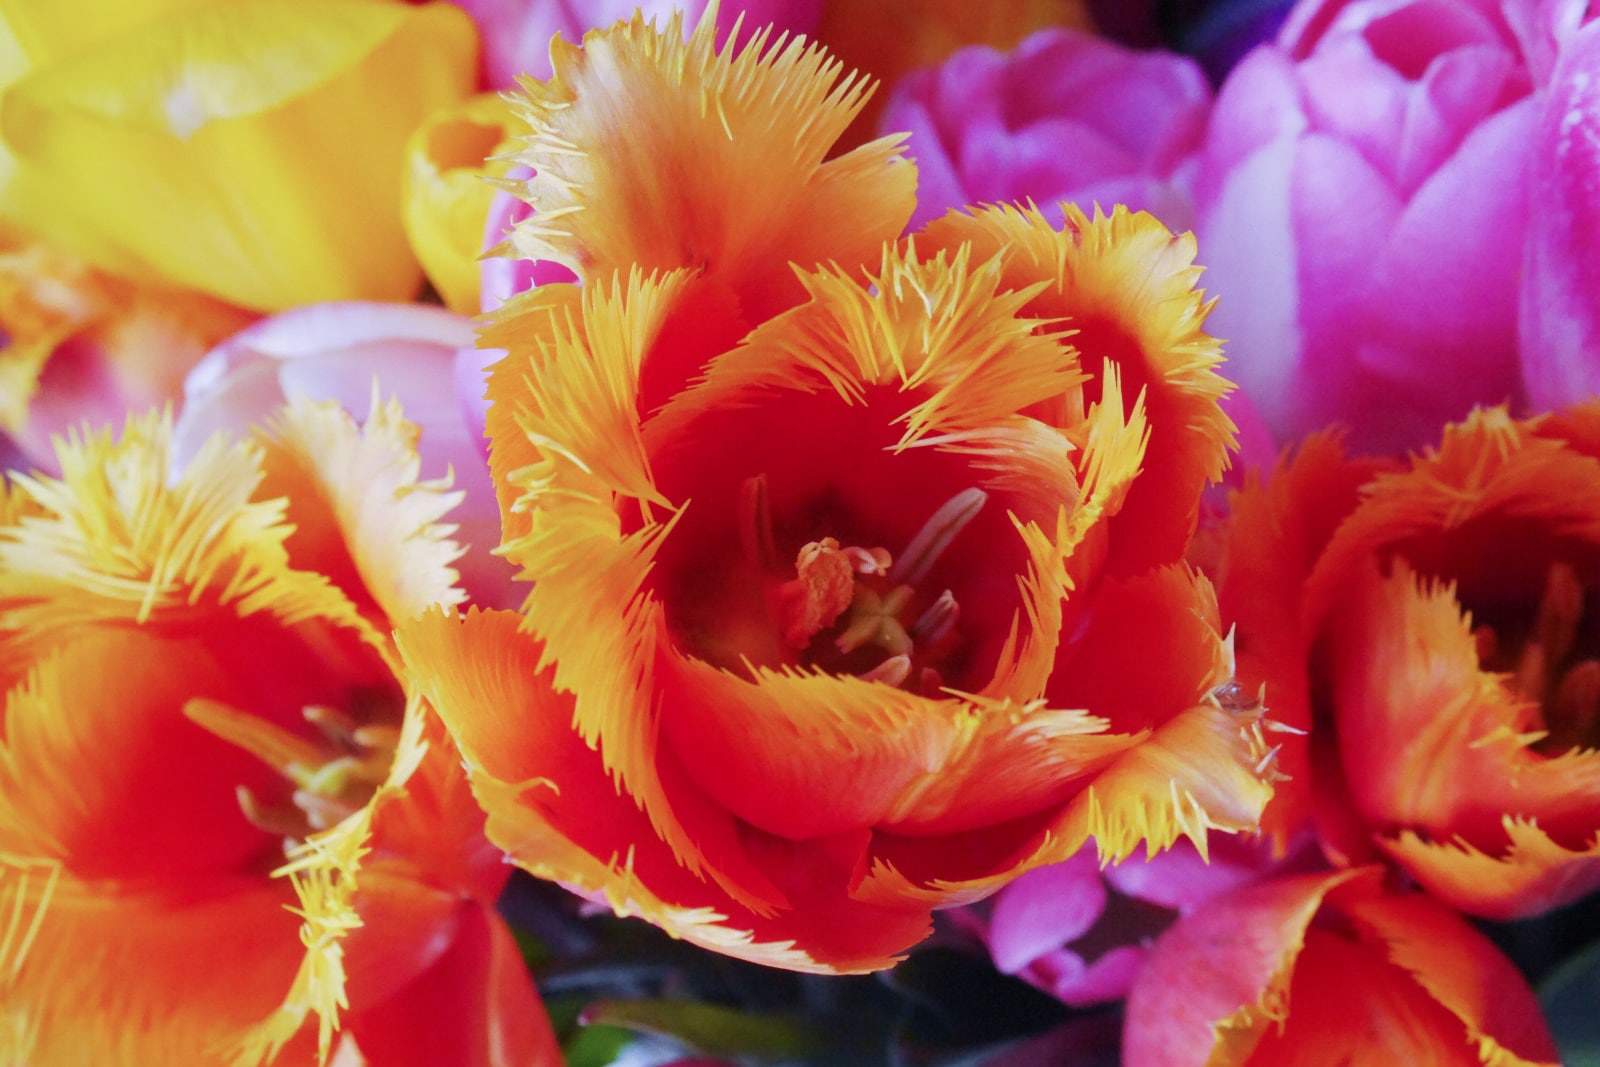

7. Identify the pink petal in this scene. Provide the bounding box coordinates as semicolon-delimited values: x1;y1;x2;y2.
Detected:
1520;18;1600;410
986;851;1107;975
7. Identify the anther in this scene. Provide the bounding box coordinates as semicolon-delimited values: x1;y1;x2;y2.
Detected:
910;590;960;646
889;487;988;588
862;654;912;687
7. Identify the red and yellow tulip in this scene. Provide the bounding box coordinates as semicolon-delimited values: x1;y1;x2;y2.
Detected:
0;401;556;1064
397;8;1279;973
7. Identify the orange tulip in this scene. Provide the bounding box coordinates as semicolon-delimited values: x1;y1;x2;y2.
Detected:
1220;404;1600;918
0;229;252;467
397;9;1279;973
0;403;557;1065
1122;868;1559;1066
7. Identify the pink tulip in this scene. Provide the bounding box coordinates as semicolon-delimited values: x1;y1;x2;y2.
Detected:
447;0;822;89
1192;0;1596;448
881;29;1211;230
173;302;517;609
967;837;1295;1007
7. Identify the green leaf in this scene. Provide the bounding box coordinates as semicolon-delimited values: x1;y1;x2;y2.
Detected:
581;998;829;1061
1541;938;1600;1067
563;1024;637;1067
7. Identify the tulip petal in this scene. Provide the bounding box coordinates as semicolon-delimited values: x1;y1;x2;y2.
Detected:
1380;821;1600;921
986;852;1107;974
503;7;915;323
1122;869;1368;1067
255;395;468;629
402;94;519;315
1339;886;1562;1064
396;607;936;974
346;902;560;1067
917;202;1232;575
1;867;307;1067
1519;18;1600;411
1216;432;1388;844
0;1;476;310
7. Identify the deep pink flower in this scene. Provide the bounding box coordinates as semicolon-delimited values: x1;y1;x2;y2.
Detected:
172;302;516;608
447;0;822;89
880;29;1211;230
1192;0;1596;449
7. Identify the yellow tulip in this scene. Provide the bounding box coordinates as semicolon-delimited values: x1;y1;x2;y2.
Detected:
0;0;477;311
401;91;517;314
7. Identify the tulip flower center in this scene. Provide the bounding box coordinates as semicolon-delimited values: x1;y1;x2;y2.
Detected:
749;476;988;693
185;692;402;848
1472;561;1600;752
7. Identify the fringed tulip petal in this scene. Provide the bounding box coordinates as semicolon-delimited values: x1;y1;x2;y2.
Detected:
501;7;916;322
0;1;476;310
916;203;1233;575
256;396;469;629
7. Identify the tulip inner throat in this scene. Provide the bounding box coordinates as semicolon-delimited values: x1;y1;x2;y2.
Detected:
185;696;401;848
743;476;988;693
1472;561;1600;753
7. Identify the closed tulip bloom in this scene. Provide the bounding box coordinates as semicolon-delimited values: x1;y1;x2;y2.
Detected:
397;10;1279;973
1221;403;1600;919
880;29;1210;230
0;404;556;1064
1123;869;1559;1066
0;0;476;311
1191;0;1594;447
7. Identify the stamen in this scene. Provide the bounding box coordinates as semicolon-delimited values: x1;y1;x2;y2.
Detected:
235;785;312;840
861;654;912;687
910;590;960;646
888;487;988;588
1551;659;1600;751
184;699;327;787
738;474;779;572
1516;562;1583;699
305;704;361;750
843;546;892;576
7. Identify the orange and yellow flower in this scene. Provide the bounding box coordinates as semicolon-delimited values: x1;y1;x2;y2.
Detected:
1122;868;1559;1066
397;9;1279;973
0;402;556;1064
1220;404;1600;918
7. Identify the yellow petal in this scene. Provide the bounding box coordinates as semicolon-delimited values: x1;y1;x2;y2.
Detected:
0;0;476;310
401;92;519;314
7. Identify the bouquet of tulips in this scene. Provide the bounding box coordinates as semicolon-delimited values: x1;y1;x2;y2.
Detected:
2;0;1597;1064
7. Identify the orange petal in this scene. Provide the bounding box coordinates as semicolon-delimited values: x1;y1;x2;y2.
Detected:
917;203;1232;575
2;866;305;1067
0;630;279;879
1326;560;1600;885
859;696;1278;908
503;6;915;322
1216;431;1388;846
396;608;934;974
1305;406;1600;627
1379;820;1600;921
1338;882;1561;1064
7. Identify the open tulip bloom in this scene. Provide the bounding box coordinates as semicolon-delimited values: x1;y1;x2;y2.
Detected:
0;0;1597;1064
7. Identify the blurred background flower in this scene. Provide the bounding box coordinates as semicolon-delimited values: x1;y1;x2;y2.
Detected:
879;28;1210;230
